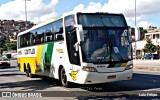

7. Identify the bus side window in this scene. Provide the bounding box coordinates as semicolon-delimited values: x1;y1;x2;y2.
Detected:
26;40;29;46
53;19;64;41
20;34;25;47
46;36;50;42
35;32;39;44
40;34;44;43
26;32;30;46
24;36;27;47
33;39;35;45
45;30;53;42
56;34;63;41
52;34;55;41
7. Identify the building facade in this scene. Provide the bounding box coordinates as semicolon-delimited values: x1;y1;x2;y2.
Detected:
132;28;160;59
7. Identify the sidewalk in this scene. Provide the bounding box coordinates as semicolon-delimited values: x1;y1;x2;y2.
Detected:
133;60;160;72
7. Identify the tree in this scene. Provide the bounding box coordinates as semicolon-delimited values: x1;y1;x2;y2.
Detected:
5;42;17;50
139;27;145;40
144;38;157;54
0;40;17;55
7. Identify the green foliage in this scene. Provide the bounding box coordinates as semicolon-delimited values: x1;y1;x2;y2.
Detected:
139;27;145;40
131;27;147;41
131;27;135;33
136;55;142;59
144;38;157;54
143;29;148;33
5;42;17;50
0;41;17;54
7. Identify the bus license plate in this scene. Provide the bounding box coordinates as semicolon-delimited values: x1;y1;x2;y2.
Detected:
107;75;116;79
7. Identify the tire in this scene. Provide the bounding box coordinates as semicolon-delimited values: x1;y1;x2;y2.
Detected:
26;65;34;78
26;67;29;77
60;67;71;88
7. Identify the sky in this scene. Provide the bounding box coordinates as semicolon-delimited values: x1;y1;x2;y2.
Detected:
0;0;160;29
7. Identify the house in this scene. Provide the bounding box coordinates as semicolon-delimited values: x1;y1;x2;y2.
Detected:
132;28;160;59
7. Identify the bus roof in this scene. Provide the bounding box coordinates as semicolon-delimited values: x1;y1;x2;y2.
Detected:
63;11;123;16
17;11;124;36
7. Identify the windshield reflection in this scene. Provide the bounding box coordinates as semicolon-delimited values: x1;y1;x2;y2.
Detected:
81;29;110;63
81;28;132;63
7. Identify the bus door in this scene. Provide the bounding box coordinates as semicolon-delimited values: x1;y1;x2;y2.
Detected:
64;15;81;73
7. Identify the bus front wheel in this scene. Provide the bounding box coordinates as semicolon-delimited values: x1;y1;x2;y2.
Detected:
60;67;71;88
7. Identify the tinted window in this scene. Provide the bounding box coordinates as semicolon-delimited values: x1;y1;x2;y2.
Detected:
78;14;127;27
44;23;54;42
53;19;64;41
18;18;64;48
65;15;80;65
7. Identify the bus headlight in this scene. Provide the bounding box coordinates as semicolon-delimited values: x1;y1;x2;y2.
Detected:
82;67;97;72
125;64;133;70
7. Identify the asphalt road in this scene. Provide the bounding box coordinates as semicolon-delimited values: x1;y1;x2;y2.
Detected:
0;67;160;99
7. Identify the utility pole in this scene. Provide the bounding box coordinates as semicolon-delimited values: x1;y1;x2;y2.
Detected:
135;0;137;59
24;0;31;26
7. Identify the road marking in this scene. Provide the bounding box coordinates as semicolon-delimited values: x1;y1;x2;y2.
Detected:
58;87;70;91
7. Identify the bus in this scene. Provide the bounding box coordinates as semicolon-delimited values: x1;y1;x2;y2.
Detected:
17;12;133;87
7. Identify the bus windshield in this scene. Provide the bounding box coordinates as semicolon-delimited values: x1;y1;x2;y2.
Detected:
78;13;127;27
78;13;131;63
81;28;132;63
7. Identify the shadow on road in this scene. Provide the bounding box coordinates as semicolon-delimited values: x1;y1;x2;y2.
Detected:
0;67;160;99
76;94;160;99
0;66;17;69
0;78;59;91
75;73;160;99
0;69;19;73
1;71;160;92
0;73;25;77
0;67;60;91
78;73;160;92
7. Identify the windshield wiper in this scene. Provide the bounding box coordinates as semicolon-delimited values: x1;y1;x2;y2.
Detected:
95;16;111;64
98;16;128;62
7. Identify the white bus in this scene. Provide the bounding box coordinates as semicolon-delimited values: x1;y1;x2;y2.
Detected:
17;12;133;87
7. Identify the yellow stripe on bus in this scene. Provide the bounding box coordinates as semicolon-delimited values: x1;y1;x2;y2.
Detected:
18;57;36;74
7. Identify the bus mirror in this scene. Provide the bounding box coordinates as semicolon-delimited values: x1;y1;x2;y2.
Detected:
74;42;80;51
75;25;84;42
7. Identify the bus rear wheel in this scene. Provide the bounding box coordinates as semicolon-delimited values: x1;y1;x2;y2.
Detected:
26;67;30;77
26;65;34;78
60;67;71;88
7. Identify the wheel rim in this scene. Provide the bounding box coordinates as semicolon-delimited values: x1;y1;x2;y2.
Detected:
61;68;67;85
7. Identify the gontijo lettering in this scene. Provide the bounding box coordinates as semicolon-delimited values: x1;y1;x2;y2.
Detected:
24;48;35;55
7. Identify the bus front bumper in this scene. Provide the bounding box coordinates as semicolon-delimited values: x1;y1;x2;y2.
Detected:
78;69;133;84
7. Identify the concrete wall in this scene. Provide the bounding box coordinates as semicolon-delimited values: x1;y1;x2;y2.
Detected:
133;60;160;67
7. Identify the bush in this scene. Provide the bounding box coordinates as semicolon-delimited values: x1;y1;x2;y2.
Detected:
136;55;142;59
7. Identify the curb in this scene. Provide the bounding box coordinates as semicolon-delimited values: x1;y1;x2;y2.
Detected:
133;66;160;72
